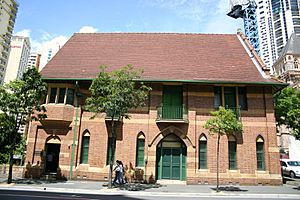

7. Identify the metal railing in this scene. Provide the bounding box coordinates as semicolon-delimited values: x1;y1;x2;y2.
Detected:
157;104;188;121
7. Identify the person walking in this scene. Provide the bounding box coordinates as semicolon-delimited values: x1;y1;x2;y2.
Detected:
113;160;121;185
118;160;125;184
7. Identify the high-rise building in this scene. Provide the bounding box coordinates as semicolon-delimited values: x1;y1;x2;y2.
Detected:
260;0;300;68
228;0;300;70
270;0;300;55
27;53;41;70
4;36;31;83
256;0;277;68
0;0;18;84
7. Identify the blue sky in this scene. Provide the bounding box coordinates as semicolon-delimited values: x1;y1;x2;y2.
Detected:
14;0;243;51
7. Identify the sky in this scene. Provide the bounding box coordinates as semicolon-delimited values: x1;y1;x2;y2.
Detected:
13;0;243;52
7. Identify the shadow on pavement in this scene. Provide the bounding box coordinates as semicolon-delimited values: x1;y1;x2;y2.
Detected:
293;186;300;191
103;183;163;191
0;178;67;185
211;186;248;192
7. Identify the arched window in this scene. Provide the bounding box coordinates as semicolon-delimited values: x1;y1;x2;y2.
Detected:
199;134;207;169
80;131;90;164
228;135;237;170
136;132;145;167
256;136;265;170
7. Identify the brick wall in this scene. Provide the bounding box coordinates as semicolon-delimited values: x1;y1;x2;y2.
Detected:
25;83;282;185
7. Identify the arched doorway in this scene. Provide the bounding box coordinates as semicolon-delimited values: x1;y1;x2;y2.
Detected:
45;136;61;173
156;134;187;180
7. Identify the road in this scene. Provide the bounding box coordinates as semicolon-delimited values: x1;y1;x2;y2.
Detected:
0;189;300;200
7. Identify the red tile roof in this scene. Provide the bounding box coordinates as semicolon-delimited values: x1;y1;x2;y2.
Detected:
41;33;277;84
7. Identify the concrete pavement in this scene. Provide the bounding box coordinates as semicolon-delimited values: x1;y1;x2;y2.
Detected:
0;178;299;199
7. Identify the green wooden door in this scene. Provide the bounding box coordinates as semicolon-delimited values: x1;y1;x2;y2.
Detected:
171;148;181;180
162;148;172;179
156;135;187;180
162;86;183;119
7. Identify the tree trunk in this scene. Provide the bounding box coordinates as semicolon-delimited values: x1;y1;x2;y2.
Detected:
216;132;220;192
108;118;116;189
7;135;15;184
7;114;20;184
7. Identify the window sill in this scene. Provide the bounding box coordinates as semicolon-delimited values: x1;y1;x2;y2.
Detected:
198;169;208;171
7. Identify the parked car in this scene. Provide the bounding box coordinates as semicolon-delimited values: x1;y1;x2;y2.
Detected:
280;159;300;178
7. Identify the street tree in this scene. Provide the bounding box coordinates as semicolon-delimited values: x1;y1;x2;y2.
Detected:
85;65;151;188
0;67;47;184
203;106;243;192
274;87;300;139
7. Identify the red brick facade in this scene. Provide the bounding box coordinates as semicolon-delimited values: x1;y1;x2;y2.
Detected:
25;33;285;185
25;83;282;185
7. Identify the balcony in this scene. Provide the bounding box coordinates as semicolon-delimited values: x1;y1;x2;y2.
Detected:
40;104;75;127
156;104;188;123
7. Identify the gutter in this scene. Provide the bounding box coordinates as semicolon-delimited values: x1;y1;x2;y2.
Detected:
42;77;288;87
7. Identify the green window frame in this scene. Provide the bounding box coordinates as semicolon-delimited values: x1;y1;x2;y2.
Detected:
106;137;113;165
256;138;265;170
213;87;247;110
136;137;145;167
199;139;207;169
80;133;90;164
228;140;237;170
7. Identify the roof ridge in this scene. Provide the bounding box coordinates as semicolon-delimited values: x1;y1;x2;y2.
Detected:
73;32;235;36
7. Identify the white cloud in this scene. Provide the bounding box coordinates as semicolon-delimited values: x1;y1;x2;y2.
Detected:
14;29;31;37
37;35;68;53
78;26;98;33
143;0;242;33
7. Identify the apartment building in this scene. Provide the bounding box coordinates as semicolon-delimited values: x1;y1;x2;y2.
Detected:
4;36;30;83
27;53;41;70
255;0;300;68
0;0;18;84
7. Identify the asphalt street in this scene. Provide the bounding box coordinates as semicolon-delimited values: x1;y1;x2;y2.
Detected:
1;189;300;200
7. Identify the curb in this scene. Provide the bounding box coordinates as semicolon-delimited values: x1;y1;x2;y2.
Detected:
1;186;300;199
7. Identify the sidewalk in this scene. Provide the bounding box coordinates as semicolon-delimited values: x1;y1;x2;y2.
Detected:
0;178;300;198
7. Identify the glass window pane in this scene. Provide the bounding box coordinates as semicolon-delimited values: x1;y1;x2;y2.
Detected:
136;139;145;167
58;88;66;103
199;141;207;169
214;87;222;108
228;141;237;170
238;87;247;110
224;87;236;108
49;88;57;103
66;89;75;105
256;142;265;170
80;136;90;164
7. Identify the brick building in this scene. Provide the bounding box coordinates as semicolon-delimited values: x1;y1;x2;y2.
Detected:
25;32;286;185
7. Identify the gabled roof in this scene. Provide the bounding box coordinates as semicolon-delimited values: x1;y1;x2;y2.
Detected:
279;33;300;57
41;33;282;85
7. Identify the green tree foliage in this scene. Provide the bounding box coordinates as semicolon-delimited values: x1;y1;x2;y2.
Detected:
274;87;300;139
204;106;243;192
85;65;151;188
0;67;47;183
